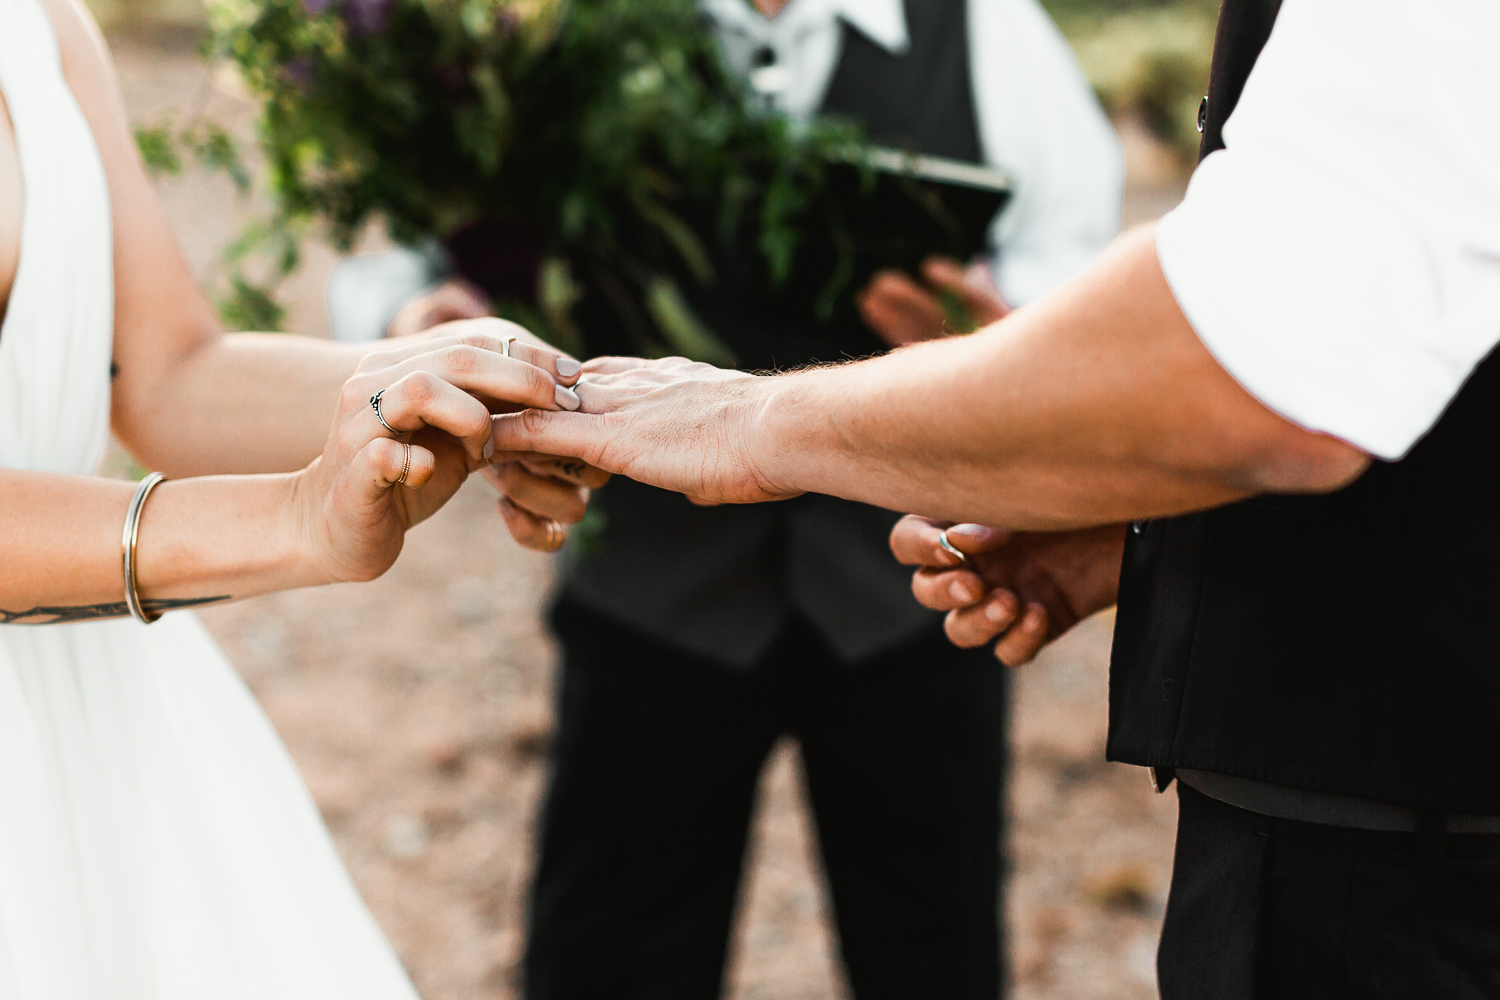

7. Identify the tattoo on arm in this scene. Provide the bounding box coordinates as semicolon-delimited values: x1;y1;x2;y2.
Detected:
0;596;231;625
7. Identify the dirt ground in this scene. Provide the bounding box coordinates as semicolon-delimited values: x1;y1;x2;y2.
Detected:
112;33;1187;1000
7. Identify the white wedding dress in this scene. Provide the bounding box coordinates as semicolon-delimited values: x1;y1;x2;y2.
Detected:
0;1;424;997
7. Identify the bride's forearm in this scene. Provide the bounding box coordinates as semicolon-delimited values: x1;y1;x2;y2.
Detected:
115;333;366;479
0;469;322;624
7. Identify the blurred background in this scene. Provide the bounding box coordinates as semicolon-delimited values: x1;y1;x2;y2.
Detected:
94;2;1215;996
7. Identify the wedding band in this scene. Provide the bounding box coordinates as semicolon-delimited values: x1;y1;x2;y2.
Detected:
395;443;412;486
544;519;565;551
370;389;398;435
937;529;967;564
499;335;516;358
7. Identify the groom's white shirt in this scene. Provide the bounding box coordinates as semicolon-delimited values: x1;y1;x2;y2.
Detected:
1156;0;1500;462
700;0;1124;307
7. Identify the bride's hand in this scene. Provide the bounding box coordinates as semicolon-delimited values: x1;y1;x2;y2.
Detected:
364;317;610;551
291;338;575;583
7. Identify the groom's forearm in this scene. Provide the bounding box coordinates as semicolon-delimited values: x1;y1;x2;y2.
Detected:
751;227;1369;529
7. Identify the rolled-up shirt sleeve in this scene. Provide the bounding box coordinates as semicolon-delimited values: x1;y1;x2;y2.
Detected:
1156;0;1500;461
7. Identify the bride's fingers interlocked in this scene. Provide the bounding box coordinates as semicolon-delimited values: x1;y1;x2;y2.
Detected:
357;371;497;463
363;318;583;386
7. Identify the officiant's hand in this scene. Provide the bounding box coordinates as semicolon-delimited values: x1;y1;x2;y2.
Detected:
890;516;1126;666
858;256;1010;346
383;316;610;551
293;339;576;584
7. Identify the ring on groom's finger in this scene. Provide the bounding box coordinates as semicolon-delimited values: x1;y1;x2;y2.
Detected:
370;389;398;435
937;529;967;564
395;443;412;487
499;335;516;359
544;519;565;552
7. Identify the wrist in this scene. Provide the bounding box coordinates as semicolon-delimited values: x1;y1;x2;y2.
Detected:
282;462;346;589
750;373;826;499
133;472;325;604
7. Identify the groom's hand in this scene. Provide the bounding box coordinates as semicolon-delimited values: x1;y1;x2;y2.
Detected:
890;516;1127;666
491;356;801;506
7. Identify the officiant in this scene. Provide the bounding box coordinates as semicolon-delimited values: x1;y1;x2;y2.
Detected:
526;4;1117;998
380;1;1119;995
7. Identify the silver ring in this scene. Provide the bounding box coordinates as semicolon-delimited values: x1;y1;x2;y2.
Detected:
395;443;412;486
499;335;516;358
937;529;966;564
370;389;398;435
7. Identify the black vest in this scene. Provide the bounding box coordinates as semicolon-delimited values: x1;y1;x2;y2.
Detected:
1107;0;1500;813
562;0;988;668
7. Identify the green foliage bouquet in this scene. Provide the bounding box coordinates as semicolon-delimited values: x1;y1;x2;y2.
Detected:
205;0;882;356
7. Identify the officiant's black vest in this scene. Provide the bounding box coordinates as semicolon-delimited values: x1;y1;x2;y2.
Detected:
1107;0;1500;813
565;0;987;667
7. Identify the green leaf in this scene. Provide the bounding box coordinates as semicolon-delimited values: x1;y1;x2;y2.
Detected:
183;123;253;195
218;274;287;331
644;276;736;367
135;123;183;179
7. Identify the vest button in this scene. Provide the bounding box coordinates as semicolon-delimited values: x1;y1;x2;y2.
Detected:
1131;520;1149;536
1197;95;1209;133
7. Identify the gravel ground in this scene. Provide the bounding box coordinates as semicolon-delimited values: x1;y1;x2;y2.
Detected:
112;32;1185;1000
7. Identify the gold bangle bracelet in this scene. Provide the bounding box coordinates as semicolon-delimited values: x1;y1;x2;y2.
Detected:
121;472;168;625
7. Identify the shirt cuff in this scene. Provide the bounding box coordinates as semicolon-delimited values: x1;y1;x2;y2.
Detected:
1157;149;1489;461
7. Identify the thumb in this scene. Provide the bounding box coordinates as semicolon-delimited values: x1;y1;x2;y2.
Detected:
942;523;1013;557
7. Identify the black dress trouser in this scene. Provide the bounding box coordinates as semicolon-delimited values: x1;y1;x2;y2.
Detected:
524;596;1008;1000
1160;782;1500;999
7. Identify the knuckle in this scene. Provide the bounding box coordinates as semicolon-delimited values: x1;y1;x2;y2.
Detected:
338;376;372;411
444;344;486;376
399;371;438;404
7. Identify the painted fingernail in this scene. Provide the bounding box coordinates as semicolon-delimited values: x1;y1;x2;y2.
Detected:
555;357;582;377
555;385;581;410
950;579;979;603
947;524;997;543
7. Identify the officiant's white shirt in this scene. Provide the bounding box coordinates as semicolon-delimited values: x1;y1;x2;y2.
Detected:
1157;0;1500;462
700;0;1124;307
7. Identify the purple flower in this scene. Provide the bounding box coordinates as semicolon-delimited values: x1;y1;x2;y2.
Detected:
301;0;331;15
285;56;316;89
343;0;392;36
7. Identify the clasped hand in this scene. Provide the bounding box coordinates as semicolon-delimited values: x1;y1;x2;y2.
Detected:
889;517;1127;667
295;320;606;586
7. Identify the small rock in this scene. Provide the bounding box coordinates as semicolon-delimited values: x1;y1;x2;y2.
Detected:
508;706;554;760
447;577;495;625
425;737;468;775
382;814;430;860
1083;862;1155;912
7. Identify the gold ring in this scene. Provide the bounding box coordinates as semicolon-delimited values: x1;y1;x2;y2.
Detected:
395;443;412;486
544;519;565;551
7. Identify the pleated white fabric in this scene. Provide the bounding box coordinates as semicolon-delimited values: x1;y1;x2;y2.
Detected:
0;1;423;996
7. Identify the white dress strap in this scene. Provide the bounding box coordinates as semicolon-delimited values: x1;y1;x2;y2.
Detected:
0;0;114;475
